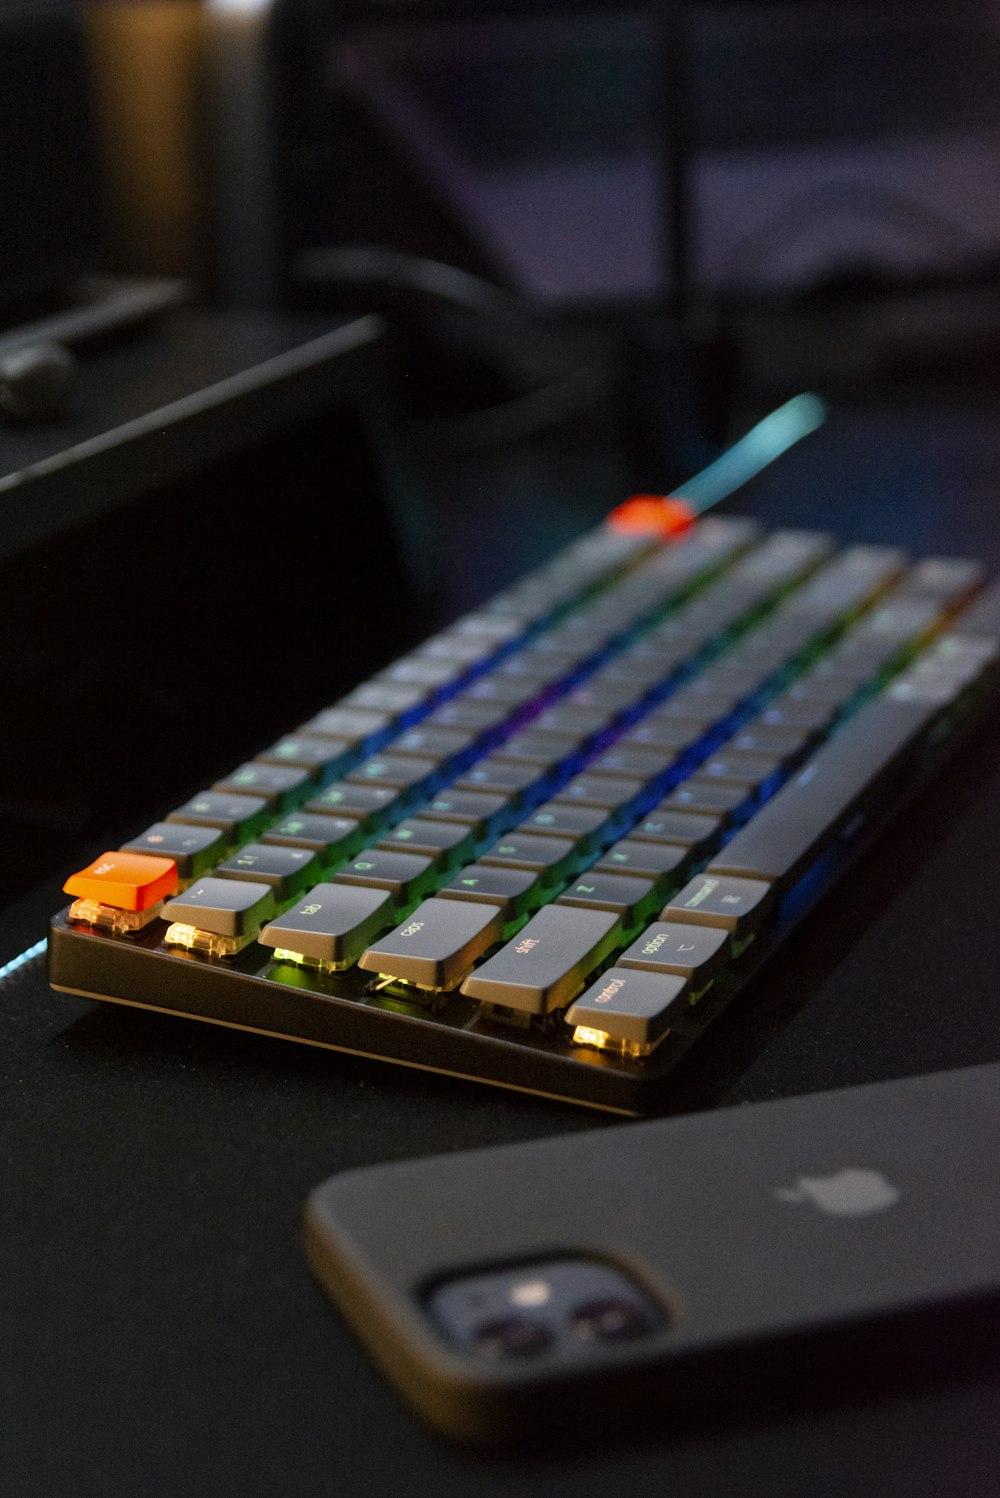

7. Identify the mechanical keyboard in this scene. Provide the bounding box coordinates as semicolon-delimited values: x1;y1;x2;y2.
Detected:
48;506;1000;1112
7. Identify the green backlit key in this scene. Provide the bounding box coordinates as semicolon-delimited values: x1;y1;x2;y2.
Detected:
212;762;313;811
254;735;356;781
162;877;275;939
334;849;436;904
345;755;439;792
556;872;658;924
437;863;540;919
306;782;403;831
214;842;320;901
375;818;475;867
167;791;270;844
259;883;394;970
593;838;688;890
261;812;361;864
119;822;223;883
479;832;577;882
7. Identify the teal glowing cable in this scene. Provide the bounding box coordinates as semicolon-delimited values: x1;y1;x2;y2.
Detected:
609;392;828;535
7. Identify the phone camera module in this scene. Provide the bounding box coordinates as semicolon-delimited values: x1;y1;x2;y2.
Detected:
471;1316;554;1359
570;1297;661;1343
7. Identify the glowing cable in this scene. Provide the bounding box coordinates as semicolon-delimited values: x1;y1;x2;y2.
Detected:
675;393;828;513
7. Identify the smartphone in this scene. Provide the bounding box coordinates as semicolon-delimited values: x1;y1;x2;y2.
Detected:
305;1064;1000;1446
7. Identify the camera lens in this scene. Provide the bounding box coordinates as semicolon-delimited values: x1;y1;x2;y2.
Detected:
471;1316;554;1359
569;1297;658;1343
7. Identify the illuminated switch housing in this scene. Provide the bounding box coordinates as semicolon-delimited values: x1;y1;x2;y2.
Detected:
64;851;179;934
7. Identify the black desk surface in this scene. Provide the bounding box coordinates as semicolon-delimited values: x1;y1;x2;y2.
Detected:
4;397;1000;1496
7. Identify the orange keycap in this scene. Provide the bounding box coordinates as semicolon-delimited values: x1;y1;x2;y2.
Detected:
606;495;696;537
64;851;179;911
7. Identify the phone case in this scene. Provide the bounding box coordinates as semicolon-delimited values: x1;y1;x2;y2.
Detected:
305;1064;1000;1445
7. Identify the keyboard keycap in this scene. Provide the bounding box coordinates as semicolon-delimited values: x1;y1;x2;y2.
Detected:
438;863;540;919
424;698;511;733
618;716;707;754
345;755;439;792
587;745;679;784
376;818;475;867
661;872;774;937
214;842;320;901
334;850;435;904
259;883;394;968
307;782;403;830
594;838;688;889
340;682;428;719
618;920;729;981
461;904;622;1015
422;789;511;838
213;762;312;810
556;872;658;924
566;967;688;1050
261;812;361;864
119;823;223;883
454;757;546;801
629;807;721;853
555;773;645;813
664;779;751;820
254;735;354;782
162;877;275;938
358;897;505;991
390;727;477;761
65;851;178;911
518;802;611;850
167;792;269;843
494;729;584;767
699;750;783;791
480;833;577;880
301;706;391;745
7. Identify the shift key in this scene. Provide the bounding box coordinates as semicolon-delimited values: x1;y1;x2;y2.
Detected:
461;904;621;1015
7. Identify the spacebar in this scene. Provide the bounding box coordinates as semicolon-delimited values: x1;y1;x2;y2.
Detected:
706;693;940;888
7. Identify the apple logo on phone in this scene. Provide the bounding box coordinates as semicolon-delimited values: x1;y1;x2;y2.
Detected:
774;1167;901;1217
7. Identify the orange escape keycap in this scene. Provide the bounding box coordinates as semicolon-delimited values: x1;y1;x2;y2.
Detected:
63;851;179;911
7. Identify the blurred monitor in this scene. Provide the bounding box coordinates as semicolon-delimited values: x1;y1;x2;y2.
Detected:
305;2;1000;306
